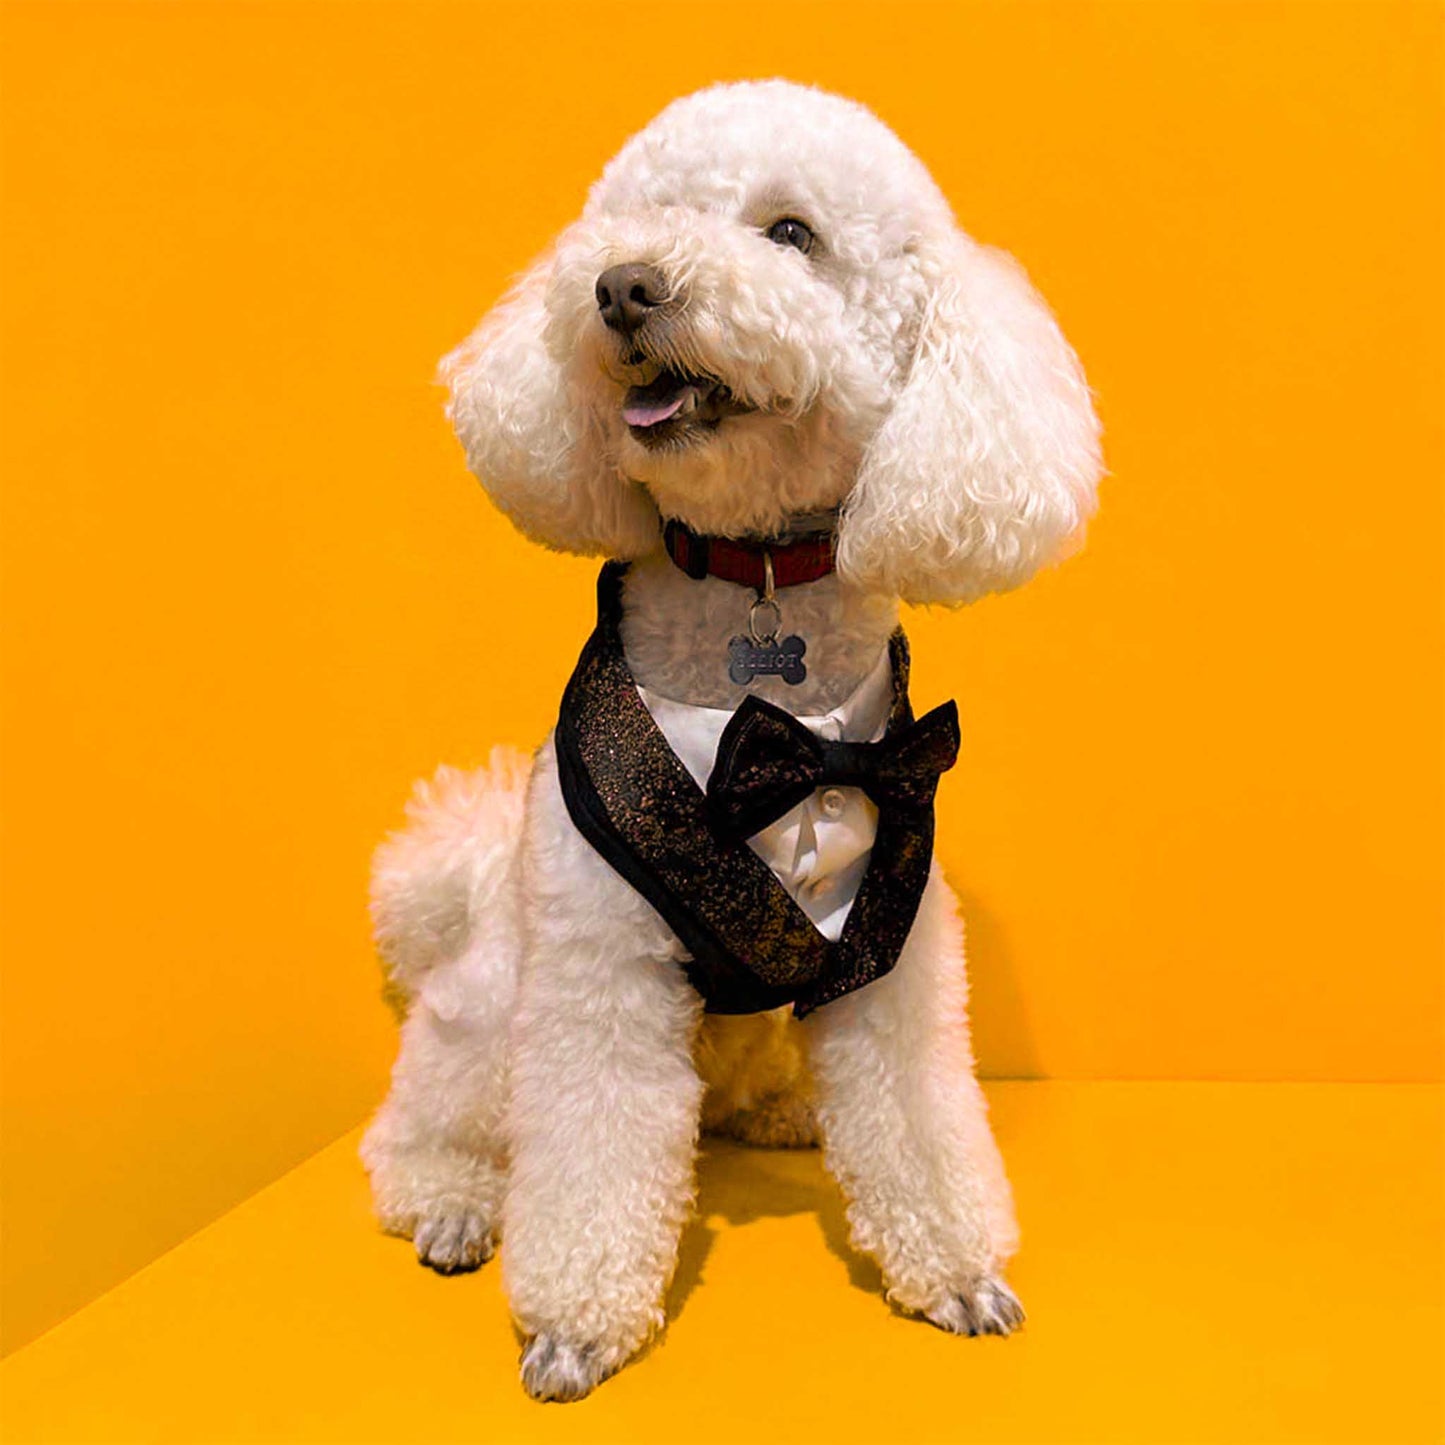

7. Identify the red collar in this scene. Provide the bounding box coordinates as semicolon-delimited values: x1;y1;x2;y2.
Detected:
661;518;837;591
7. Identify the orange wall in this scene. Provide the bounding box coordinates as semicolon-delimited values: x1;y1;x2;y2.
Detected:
1;0;1441;1357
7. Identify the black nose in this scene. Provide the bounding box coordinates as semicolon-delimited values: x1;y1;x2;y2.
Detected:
595;263;667;335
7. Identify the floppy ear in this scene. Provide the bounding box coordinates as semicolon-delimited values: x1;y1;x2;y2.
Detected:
439;254;659;559
836;234;1102;606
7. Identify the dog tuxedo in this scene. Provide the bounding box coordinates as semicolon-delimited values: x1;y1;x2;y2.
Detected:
555;562;960;1017
641;647;892;944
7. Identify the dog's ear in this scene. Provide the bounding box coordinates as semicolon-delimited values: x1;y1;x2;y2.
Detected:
439;253;659;559
836;233;1102;606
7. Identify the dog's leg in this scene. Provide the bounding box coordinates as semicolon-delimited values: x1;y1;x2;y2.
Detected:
360;971;512;1272
360;751;529;1273
505;745;704;1402
805;869;1023;1334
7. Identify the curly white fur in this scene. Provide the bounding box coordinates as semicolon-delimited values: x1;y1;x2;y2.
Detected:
364;78;1101;1401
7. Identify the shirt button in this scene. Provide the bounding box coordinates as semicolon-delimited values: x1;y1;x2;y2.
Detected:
819;787;847;819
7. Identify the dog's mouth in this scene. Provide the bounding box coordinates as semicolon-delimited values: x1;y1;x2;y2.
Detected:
621;367;752;448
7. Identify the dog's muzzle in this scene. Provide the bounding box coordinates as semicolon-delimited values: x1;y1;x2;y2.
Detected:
594;259;754;446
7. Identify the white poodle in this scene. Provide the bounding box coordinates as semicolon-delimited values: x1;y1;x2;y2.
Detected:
361;79;1101;1402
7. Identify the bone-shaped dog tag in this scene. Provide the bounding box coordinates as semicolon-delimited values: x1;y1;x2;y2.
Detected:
727;552;808;685
728;633;807;686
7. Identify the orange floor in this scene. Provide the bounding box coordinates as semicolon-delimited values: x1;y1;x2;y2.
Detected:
1;1083;1441;1445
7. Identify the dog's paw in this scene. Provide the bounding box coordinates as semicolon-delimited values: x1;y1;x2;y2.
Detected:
519;1334;613;1403
922;1275;1026;1337
413;1207;495;1274
714;1091;820;1149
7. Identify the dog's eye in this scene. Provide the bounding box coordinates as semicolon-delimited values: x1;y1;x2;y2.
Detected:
765;218;814;254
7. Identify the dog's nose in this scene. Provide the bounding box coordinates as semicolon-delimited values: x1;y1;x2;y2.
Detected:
595;263;667;334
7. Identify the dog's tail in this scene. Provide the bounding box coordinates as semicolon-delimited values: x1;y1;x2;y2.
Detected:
370;746;533;1021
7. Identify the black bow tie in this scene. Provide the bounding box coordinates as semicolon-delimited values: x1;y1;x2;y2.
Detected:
706;694;960;838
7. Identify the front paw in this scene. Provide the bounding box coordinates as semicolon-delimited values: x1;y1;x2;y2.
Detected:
413;1206;495;1274
920;1275;1026;1337
519;1334;615;1403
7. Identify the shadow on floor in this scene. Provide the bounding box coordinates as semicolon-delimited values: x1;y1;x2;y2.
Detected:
665;1139;882;1327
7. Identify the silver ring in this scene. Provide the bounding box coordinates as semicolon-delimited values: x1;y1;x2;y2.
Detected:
748;596;782;644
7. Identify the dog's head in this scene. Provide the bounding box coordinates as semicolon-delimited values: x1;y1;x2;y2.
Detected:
442;81;1101;605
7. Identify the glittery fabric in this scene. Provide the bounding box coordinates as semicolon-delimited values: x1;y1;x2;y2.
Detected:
554;562;952;1017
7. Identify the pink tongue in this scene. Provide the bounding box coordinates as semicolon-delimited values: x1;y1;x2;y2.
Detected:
624;392;686;428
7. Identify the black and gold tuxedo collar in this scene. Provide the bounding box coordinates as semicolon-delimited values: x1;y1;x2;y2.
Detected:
554;563;958;1017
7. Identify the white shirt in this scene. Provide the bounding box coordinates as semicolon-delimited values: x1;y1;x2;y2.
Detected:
636;647;893;941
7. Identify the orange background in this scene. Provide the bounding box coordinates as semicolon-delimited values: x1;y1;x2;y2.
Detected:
1;0;1441;1360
